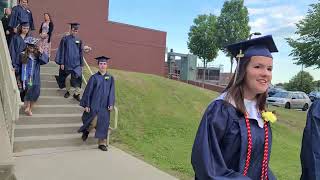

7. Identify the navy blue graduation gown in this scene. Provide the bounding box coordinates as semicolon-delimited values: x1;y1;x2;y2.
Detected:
55;35;83;75
300;99;320;180
78;72;115;139
191;100;276;180
9;34;27;74
55;35;83;88
8;5;35;30
20;53;49;101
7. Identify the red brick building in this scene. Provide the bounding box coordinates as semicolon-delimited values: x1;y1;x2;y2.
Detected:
29;0;167;76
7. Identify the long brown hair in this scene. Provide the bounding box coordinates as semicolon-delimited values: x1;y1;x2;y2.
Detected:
21;45;40;64
44;13;53;23
224;57;268;115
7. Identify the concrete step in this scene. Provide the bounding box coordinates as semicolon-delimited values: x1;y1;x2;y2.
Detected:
14;145;97;157
15;123;81;137
14;134;97;153
19;105;83;114
40;88;67;97
41;67;59;74
41;80;59;88
40;74;56;81
37;96;80;105
17;114;82;125
42;61;58;67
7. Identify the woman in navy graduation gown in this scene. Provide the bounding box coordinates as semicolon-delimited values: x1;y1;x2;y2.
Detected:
9;22;30;101
300;99;320;180
191;35;278;180
19;37;49;116
9;22;29;74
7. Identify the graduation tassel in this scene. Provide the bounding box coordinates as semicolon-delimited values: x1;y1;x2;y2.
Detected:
233;50;244;85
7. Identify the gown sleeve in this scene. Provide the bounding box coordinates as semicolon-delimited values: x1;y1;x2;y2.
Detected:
191;100;251;180
80;75;96;108
107;76;115;107
55;37;66;65
8;7;18;29
28;11;35;30
79;40;84;67
9;35;23;73
300;100;320;180
38;52;49;65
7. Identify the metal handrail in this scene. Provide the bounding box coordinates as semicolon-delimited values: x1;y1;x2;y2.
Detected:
81;57;118;145
0;21;23;150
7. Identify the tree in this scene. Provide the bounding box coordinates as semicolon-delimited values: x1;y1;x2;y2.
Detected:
187;14;219;86
287;2;320;69
314;80;320;91
216;0;250;74
275;83;284;87
284;71;315;94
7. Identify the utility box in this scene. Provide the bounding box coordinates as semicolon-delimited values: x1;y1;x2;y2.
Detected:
167;50;197;81
180;55;197;81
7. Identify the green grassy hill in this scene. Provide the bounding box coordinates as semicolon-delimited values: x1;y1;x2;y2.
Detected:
86;68;306;180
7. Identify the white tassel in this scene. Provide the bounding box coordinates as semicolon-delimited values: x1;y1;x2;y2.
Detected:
233;49;244;85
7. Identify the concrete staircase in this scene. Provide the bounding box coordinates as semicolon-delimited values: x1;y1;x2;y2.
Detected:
13;61;96;155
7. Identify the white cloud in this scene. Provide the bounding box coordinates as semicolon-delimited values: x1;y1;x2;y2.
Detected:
248;5;296;16
248;5;304;36
249;17;268;30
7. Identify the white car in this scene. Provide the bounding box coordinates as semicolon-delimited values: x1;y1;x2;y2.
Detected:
267;91;311;111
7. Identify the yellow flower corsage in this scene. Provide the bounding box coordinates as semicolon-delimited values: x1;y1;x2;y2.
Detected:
104;76;110;80
261;111;277;123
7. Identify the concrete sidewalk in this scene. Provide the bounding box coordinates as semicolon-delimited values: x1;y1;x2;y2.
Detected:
14;146;179;180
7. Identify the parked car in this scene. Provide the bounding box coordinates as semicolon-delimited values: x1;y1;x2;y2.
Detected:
267;91;311;111
308;91;320;102
268;87;286;97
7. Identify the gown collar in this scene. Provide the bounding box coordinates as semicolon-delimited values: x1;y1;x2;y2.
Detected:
216;92;264;128
97;71;109;76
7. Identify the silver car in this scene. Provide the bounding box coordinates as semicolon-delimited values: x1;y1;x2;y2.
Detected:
267;91;311;111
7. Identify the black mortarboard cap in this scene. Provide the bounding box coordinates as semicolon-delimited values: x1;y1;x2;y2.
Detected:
95;56;110;63
69;23;80;30
225;35;278;59
20;22;30;27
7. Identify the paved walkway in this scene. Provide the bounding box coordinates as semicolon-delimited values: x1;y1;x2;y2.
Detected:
14;145;179;180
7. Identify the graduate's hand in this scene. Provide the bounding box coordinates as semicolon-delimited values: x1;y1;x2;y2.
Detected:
85;107;90;113
38;46;44;54
41;33;48;39
13;28;17;33
83;46;92;53
6;30;10;35
108;106;113;111
60;65;64;70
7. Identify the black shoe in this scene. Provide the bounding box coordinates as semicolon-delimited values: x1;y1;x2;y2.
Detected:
73;94;81;101
64;91;70;98
98;145;108;151
81;131;89;141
